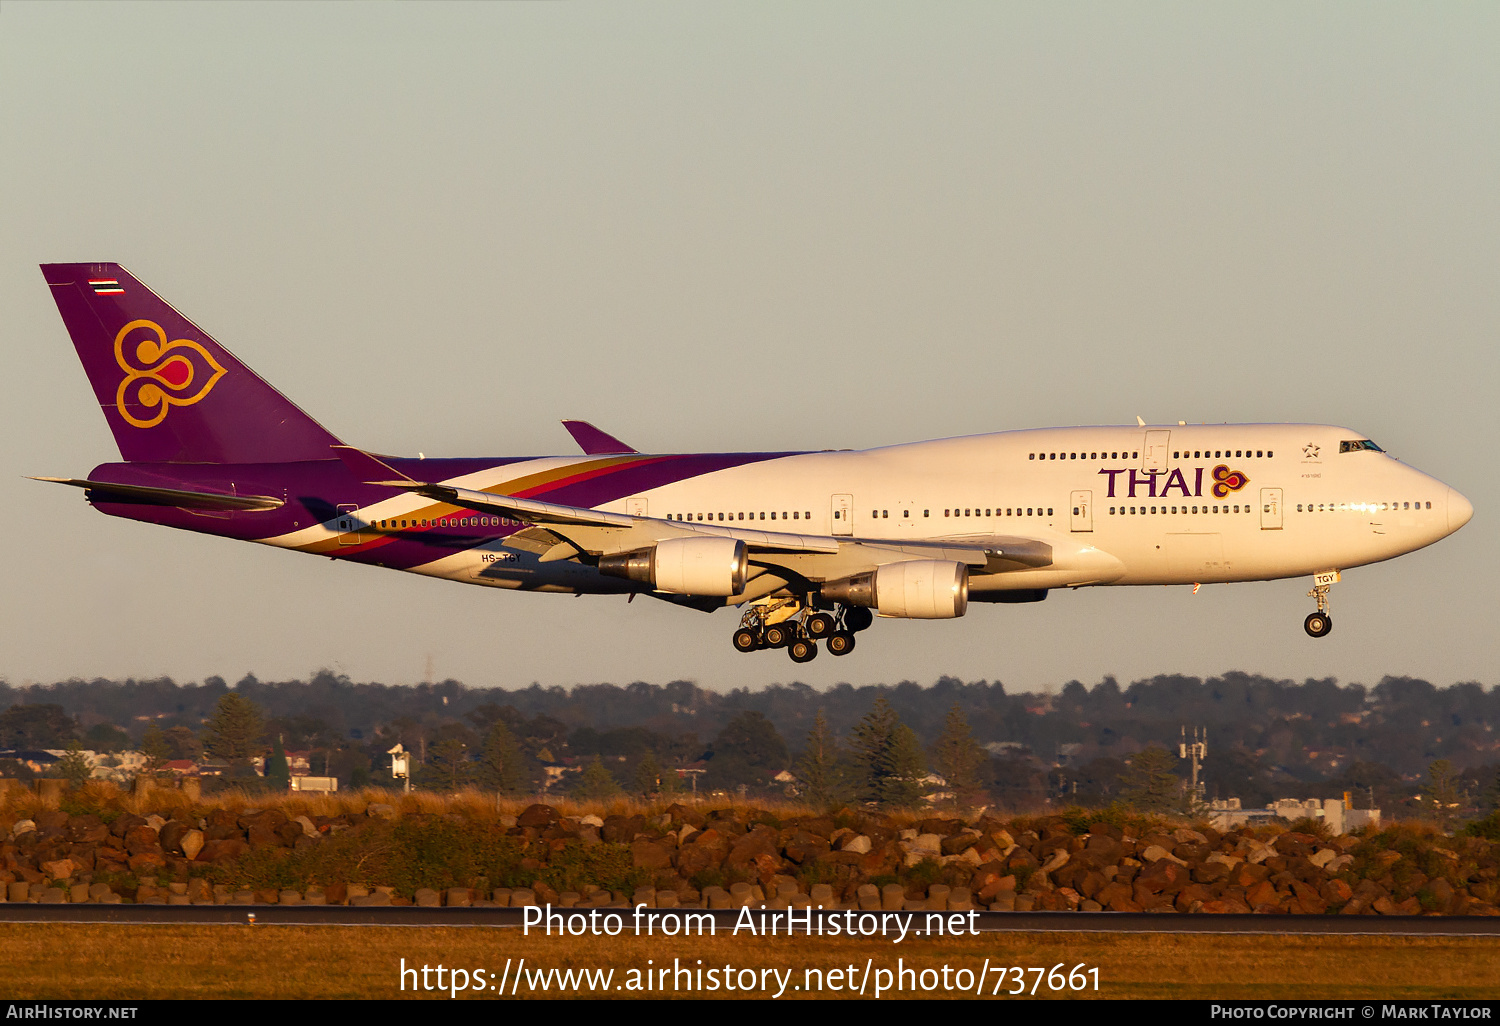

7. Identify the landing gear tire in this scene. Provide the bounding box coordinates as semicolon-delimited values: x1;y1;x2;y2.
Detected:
763;623;793;648
827;631;856;656
805;612;836;638
733;628;760;653
843;606;874;633
788;638;819;663
1303;612;1332;638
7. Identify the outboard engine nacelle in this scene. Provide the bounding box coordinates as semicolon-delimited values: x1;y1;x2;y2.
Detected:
599;537;748;596
822;560;969;619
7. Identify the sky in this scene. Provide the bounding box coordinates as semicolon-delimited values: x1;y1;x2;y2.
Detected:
1;3;1495;696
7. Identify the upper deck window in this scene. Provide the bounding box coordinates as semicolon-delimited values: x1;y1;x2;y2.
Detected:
1339;439;1384;454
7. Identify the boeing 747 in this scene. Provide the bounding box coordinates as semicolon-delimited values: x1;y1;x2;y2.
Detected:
36;263;1474;662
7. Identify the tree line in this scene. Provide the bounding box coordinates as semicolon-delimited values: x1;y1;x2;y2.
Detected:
2;671;1498;817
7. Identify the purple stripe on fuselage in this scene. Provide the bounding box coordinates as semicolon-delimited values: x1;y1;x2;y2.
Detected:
535;452;790;510
81;451;802;572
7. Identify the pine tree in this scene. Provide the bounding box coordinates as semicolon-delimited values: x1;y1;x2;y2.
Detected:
852;696;928;807
932;704;986;807
55;740;92;787
1422;759;1460;833
883;724;928;808
205;693;263;765
572;756;622;800
795;709;850;809
139;724;170;775
635;752;664;796
427;738;471;791
265;736;291;790
1119;744;1182;813
477;720;525;794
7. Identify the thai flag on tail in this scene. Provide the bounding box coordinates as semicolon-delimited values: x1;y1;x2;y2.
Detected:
88;278;124;295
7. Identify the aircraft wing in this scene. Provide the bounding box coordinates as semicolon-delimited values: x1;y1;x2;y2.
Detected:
333;445;842;556
333;446;1049;588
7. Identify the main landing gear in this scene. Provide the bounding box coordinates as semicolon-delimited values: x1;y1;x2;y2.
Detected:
732;600;873;661
1303;571;1339;638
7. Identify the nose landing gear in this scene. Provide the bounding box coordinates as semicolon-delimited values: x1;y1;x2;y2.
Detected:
1304;570;1339;638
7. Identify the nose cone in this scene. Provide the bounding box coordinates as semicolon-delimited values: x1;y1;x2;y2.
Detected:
1448;488;1474;533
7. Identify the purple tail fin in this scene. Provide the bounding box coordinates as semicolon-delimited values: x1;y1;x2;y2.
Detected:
41;262;343;463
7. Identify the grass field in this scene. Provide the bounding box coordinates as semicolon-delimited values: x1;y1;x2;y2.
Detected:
1;924;1495;1000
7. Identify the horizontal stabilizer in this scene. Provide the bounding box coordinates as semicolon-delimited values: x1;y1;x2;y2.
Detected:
330;445;414;484
562;420;637;455
31;477;284;511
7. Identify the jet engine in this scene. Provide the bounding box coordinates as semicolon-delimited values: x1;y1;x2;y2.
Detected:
598;537;748;596
821;560;969;619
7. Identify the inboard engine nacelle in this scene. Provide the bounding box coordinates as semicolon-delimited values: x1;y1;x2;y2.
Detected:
822;560;970;618
599;537;749;596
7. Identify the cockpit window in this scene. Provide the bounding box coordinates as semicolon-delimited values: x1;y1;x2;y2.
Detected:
1339;439;1384;454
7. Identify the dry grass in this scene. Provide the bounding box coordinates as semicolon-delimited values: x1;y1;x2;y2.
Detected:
0;924;1494;1000
0;782;856;824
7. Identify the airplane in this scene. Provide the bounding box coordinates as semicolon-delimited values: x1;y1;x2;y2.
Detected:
35;262;1474;663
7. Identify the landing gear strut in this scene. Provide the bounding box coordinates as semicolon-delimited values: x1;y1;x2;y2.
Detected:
1304;571;1338;638
730;600;873;659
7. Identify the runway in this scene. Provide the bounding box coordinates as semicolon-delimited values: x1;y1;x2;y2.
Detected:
2;904;1497;936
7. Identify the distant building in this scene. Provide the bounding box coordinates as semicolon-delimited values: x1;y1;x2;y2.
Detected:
1209;796;1380;835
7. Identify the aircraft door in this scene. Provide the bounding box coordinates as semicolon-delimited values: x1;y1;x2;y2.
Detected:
831;494;853;536
1070;490;1093;532
1142;430;1172;474
626;497;649;517
1260;487;1283;530
336;504;364;545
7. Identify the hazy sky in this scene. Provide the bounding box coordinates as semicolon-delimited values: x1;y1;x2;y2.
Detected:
2;3;1495;694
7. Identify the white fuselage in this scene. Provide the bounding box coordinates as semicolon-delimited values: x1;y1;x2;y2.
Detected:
584;424;1467;595
263;422;1471;602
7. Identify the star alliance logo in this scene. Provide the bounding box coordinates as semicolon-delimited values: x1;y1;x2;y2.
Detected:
1303;443;1320;460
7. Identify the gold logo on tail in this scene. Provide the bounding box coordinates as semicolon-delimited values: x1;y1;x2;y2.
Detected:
113;319;226;428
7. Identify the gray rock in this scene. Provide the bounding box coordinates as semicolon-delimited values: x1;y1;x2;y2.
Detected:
180;829;204;861
842;834;872;854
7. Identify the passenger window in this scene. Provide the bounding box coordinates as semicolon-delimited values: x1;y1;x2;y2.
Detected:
882;510;888;519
